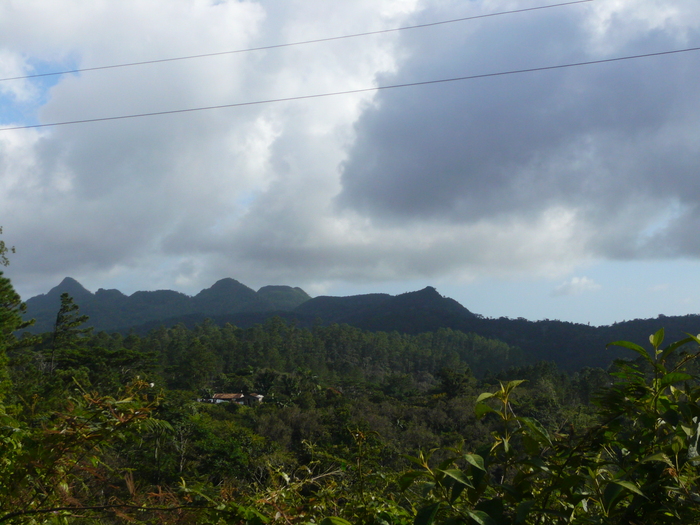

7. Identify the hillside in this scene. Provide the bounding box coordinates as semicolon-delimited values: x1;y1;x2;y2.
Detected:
22;277;700;371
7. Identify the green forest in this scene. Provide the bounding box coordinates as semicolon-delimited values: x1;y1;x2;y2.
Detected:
1;262;699;523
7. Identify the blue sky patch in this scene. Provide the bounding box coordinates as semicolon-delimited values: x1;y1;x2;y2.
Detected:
0;56;79;126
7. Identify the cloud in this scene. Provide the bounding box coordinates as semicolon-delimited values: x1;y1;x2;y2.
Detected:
0;0;413;296
2;0;700;305
552;277;601;297
337;0;700;257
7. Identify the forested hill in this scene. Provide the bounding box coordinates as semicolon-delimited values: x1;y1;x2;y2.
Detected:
23;277;700;370
23;277;311;333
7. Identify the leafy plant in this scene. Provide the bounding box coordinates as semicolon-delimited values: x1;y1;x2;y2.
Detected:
401;329;700;524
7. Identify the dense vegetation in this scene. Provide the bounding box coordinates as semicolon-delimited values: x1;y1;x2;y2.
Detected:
1;255;699;522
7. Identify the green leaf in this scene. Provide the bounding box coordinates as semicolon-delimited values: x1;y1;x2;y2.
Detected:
612;480;647;499
649;328;664;349
522;457;549;472
658;372;693;390
415;502;441;525
557;474;584;491
497;483;523;500
521;434;540;456
505;380;526;392
515;500;535;524
439;469;474;488
502;437;510;454
320;518;352;525
399;470;426;491
404;454;427;468
437;457;455;471
602;482;624;513
463;454;486;472
244;509;269;525
659;336;694;362
683;332;700;346
671;436;684;455
419;482;436;497
607;340;654;366
450;479;467;503
517;417;552;446
465;509;496;525
641;452;672;466
661;408;680;426
476;392;495;403
475;403;496;419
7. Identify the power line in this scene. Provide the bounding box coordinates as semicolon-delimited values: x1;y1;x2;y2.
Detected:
0;0;592;83
2;44;698;132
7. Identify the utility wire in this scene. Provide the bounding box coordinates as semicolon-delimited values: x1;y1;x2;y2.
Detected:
0;0;592;83
2;44;698;132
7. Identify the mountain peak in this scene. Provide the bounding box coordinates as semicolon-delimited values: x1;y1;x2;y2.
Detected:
193;277;270;314
387;286;476;319
257;285;311;310
393;286;443;303
210;277;246;289
49;277;92;299
196;278;256;297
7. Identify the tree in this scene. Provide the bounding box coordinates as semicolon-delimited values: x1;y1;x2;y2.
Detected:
0;228;32;400
49;293;92;373
0;226;14;268
401;329;700;524
172;339;221;391
0;380;197;524
437;366;473;399
0;272;33;401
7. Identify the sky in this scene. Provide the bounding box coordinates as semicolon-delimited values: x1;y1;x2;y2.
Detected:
2;0;700;327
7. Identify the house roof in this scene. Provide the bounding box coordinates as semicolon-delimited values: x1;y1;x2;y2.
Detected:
212;393;245;400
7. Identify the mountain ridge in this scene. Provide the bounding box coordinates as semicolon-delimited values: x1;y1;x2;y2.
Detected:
22;277;700;371
24;277;311;333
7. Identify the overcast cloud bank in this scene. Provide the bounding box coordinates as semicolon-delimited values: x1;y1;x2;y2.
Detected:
2;0;700;324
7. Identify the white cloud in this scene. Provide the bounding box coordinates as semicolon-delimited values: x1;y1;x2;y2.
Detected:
552;277;601;297
1;0;700;320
